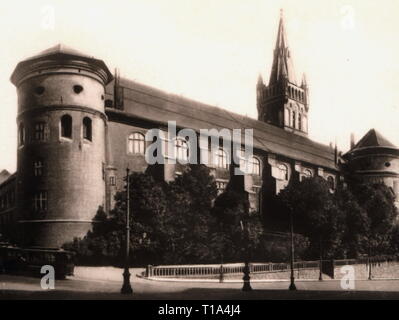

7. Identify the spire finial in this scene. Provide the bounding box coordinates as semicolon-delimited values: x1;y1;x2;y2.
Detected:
280;8;284;19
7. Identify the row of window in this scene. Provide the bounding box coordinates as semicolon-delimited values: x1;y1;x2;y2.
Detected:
284;108;308;132
33;84;84;96
18;115;93;147
258;85;306;103
127;133;262;174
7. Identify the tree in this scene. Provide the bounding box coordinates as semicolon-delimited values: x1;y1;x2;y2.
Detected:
211;185;264;262
64;172;169;266
162;164;218;264
277;177;344;260
349;182;398;256
334;187;369;258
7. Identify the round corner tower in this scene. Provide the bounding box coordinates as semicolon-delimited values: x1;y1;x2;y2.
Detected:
11;44;113;248
342;129;399;205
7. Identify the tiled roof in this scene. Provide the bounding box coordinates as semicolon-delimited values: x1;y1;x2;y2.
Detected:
105;78;338;171
352;129;397;150
11;43;113;85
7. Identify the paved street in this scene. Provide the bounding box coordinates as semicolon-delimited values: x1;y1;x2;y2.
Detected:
1;270;399;299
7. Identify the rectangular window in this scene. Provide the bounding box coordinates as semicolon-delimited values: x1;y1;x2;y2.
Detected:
34;160;44;177
33;191;47;211
34;122;46;141
110;176;116;186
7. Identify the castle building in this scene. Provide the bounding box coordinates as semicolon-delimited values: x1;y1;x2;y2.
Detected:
0;12;397;249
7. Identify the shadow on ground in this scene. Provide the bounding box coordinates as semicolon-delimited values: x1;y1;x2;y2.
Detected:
2;287;399;300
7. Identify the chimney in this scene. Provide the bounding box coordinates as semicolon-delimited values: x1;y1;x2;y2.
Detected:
350;133;355;149
334;142;338;164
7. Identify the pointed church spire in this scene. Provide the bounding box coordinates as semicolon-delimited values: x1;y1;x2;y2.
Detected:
257;73;263;85
301;73;308;87
269;9;297;85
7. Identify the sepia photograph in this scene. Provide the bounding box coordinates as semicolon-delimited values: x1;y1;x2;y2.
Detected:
1;0;399;307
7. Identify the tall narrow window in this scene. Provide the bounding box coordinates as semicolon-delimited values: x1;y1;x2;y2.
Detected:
327;176;335;190
34;122;46;141
33;191;47;211
278;164;289;181
292;112;296;129
216;148;228;169
34;160;44;177
61;114;72;138
174;138;189;161
128;133;145;154
249;156;261;175
18;123;25;146
83;117;92;141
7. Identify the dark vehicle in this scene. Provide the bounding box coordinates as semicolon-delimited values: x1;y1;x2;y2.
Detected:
0;244;75;279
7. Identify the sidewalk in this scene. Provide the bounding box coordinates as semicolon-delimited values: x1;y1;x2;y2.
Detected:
1;270;399;299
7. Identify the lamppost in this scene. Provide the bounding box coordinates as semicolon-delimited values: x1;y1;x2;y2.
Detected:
319;237;323;281
121;167;133;294
219;222;224;283
241;220;252;291
289;209;297;291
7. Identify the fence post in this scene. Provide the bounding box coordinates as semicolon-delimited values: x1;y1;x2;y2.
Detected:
145;265;152;278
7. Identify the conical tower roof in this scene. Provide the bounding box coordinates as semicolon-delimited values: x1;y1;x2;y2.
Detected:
352;129;397;150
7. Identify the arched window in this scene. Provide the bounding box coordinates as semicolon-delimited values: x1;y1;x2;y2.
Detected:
249;156;261;175
18;123;25;146
61;114;72;138
175;138;189;161
303;169;313;179
278;164;289;181
83;117;92;141
215;148;228;169
128;133;145;154
327;176;335;190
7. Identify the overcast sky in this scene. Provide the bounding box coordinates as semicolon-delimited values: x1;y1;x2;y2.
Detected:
1;0;398;172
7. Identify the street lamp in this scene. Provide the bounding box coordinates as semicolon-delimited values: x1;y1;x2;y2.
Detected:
319;238;323;281
219;222;224;283
240;220;252;292
289;210;297;291
121;167;133;294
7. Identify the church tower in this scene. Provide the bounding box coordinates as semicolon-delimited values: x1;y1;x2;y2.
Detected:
257;10;309;136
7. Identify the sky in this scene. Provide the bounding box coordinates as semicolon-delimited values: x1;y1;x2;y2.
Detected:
1;0;398;172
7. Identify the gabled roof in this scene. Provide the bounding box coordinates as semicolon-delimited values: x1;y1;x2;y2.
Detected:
352;129;397;150
105;78;338;171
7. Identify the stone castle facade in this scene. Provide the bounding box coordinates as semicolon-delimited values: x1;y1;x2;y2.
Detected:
0;13;398;249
